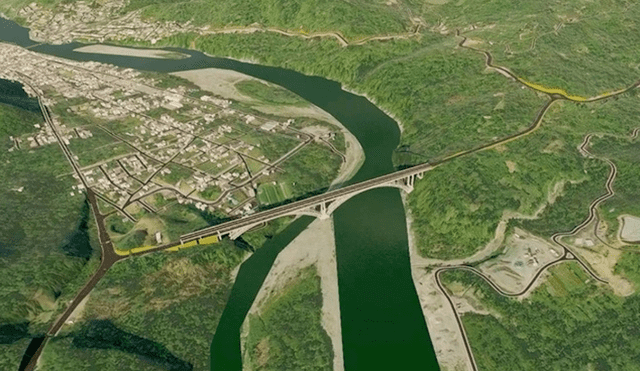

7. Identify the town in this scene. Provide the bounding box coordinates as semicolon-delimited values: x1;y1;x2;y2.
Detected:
0;42;345;250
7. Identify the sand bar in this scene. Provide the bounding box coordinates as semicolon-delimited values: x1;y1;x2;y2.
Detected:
241;218;343;371
74;44;189;59
405;203;474;371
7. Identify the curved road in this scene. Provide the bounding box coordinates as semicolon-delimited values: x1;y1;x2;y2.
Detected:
456;30;640;102
20;29;640;371
427;31;640;371
432;130;619;371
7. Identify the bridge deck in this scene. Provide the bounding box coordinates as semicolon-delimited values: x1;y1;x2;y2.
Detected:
177;165;431;243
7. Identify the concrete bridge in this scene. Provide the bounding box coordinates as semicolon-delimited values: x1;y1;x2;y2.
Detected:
177;164;431;244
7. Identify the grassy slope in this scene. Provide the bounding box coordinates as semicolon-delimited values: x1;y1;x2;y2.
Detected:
589;134;640;237
422;0;640;97
243;265;333;370
442;260;640;371
0;102;98;340
44;241;245;371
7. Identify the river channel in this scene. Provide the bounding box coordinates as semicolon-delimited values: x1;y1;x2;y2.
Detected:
1;17;439;371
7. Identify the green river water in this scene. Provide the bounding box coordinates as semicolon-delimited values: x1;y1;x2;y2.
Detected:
0;17;440;371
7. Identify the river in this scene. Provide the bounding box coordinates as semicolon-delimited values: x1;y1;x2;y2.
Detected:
0;17;439;371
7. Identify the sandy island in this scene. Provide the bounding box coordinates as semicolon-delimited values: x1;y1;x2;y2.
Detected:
240;218;344;371
170;68;364;186
73;44;189;59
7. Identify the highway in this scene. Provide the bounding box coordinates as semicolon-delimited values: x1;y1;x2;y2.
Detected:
22;96;123;371
18;30;640;371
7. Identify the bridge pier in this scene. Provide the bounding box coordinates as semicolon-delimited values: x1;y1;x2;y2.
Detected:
228;224;256;240
319;202;329;220
179;167;433;242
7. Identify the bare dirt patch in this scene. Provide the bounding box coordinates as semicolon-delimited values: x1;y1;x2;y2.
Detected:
411;266;474;371
566;220;635;296
620;215;640;243
478;228;562;293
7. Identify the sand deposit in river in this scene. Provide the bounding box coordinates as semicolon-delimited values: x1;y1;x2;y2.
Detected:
241;218;343;371
74;44;189;59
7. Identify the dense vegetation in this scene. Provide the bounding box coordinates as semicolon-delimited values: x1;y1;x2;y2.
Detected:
243;266;333;370
0;100;100;371
442;262;640;371
589;134;640;237
41;337;167;371
269;142;343;197
0;339;31;371
408;91;640;259
437;0;640;98
39;240;245;371
126;0;412;38
408;125;594;259
0;79;41;113
0;101;42;138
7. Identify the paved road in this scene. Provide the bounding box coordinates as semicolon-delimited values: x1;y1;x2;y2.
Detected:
22;97;123;371
431;131;618;371
20;31;639;370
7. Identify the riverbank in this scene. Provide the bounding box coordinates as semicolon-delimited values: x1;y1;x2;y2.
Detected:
0;17;438;370
171;67;364;188
404;194;472;371
240;217;343;371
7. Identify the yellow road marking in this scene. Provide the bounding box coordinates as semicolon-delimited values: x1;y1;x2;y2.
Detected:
519;79;588;101
198;235;219;245
181;240;198;248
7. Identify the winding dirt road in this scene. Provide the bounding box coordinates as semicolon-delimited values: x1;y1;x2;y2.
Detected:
456;30;640;102
425;31;640;371
18;27;640;371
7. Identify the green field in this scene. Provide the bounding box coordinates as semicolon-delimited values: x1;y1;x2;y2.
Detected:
243;265;333;370
235;79;309;106
199;185;223;201
66;125;132;167
257;182;292;205
274;142;343;197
